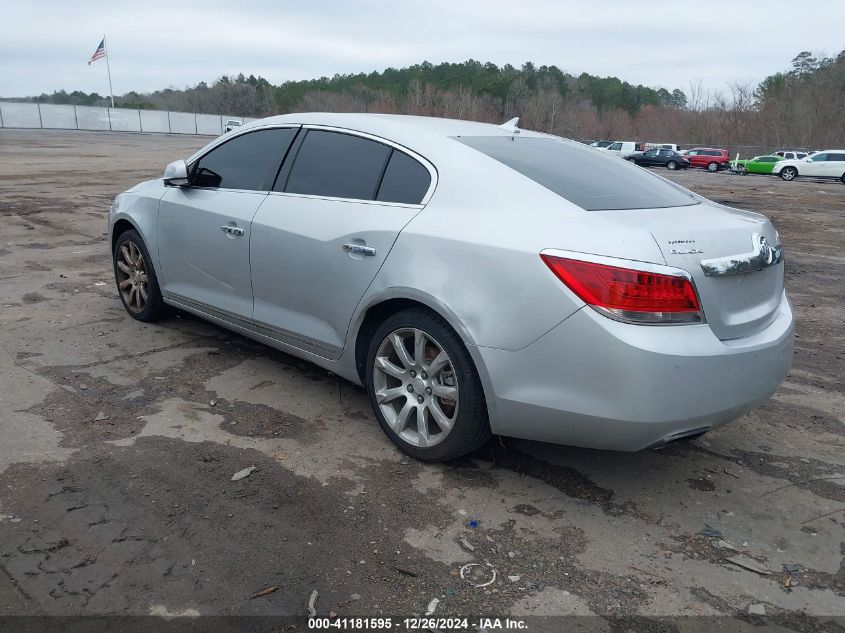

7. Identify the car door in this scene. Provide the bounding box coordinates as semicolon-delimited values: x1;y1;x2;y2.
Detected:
641;149;658;166
157;127;299;321
825;153;845;178
686;150;701;167
803;153;828;177
249;128;434;358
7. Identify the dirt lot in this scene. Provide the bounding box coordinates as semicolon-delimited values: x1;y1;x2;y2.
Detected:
0;130;843;629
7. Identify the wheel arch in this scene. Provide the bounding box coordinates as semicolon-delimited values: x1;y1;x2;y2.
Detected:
350;290;499;439
352;291;478;383
111;217;139;253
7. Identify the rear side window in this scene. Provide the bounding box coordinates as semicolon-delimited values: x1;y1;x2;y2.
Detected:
284;130;391;200
456;136;699;211
827;153;845;161
376;150;431;204
192;128;297;191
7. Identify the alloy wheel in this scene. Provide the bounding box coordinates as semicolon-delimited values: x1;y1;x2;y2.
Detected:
115;240;148;313
707;162;718;172
782;167;797;181
372;327;459;448
667;161;677;170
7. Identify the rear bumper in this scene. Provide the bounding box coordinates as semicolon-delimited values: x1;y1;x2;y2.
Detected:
479;292;794;451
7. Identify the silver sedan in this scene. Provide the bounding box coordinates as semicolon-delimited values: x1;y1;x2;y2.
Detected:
109;113;793;461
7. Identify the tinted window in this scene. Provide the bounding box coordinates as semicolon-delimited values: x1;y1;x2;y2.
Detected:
811;153;828;161
456;136;698;211
826;153;845;161
284;130;391;200
608;143;622;150
760;157;776;162
192;128;296;191
376;150;431;204
796;153;808;159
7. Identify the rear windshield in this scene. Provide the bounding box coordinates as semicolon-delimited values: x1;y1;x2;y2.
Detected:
455;136;699;211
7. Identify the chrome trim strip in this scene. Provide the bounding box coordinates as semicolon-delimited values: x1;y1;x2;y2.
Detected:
540;248;694;281
163;292;341;357
252;319;340;356
699;233;783;277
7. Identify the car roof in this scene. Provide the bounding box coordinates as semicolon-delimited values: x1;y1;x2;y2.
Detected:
240;112;533;140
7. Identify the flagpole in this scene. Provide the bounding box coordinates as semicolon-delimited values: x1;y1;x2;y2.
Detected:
103;35;115;108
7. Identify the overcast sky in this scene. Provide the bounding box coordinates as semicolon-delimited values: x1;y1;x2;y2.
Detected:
2;1;843;98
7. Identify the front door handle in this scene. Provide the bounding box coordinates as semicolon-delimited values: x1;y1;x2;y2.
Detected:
343;243;376;257
220;225;244;236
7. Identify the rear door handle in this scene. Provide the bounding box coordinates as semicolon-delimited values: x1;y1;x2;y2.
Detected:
343;243;376;256
220;225;244;236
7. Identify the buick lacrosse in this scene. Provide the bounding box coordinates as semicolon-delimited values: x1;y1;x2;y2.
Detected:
109;113;793;461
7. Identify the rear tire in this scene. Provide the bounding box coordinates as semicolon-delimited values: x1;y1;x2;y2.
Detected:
706;162;719;172
113;229;166;322
365;307;490;462
666;161;678;170
780;166;798;181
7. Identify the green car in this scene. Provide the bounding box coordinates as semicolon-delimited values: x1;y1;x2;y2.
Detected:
732;155;783;175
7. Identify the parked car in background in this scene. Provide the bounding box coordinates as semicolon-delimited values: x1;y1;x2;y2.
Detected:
732;155;783;175
774;150;809;160
589;140;613;148
627;148;690;170
109;113;793;461
224;119;243;133
772;150;845;182
601;141;644;158
683;148;730;172
645;143;681;152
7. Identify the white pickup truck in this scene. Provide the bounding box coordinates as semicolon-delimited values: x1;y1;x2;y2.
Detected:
600;141;644;159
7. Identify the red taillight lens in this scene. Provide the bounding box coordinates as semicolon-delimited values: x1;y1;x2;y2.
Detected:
540;255;703;324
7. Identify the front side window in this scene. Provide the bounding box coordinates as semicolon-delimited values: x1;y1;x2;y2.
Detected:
376;150;431;204
608;143;622;151
456;136;699;211
192;128;297;191
284;130;391;200
810;153;828;162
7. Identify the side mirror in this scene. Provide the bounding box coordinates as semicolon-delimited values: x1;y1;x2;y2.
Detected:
164;160;190;186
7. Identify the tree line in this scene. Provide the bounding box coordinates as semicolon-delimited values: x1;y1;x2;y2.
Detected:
25;51;845;151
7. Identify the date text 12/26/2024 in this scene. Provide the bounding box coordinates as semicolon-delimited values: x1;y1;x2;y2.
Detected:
308;617;529;630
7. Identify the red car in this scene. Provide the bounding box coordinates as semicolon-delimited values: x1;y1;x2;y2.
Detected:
683;148;730;172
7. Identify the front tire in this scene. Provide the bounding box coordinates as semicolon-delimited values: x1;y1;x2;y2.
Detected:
706;161;719;172
780;166;798;181
365;308;490;462
113;229;166;322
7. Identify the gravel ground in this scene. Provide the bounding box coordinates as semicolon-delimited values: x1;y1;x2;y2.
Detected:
0;130;843;629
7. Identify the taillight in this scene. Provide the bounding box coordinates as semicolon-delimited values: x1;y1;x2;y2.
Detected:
540;254;704;324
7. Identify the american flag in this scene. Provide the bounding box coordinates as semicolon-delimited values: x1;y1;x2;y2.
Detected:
88;38;106;65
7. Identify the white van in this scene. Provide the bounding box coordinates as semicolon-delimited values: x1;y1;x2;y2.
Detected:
645;142;681;152
601;141;644;159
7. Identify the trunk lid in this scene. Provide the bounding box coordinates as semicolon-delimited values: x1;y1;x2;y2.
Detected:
603;203;784;340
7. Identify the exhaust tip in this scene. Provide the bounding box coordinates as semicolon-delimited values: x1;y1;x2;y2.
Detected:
649;427;710;450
